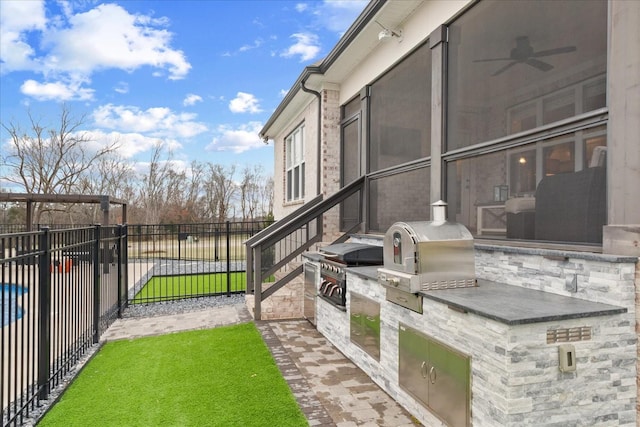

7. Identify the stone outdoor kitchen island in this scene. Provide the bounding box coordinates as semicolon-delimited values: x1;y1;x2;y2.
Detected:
304;235;636;426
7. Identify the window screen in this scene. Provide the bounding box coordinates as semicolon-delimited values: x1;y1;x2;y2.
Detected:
369;42;431;172
447;0;607;150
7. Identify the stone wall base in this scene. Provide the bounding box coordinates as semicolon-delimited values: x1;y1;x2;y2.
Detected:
245;279;304;320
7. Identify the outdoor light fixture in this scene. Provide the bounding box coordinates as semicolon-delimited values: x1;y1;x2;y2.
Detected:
376;21;403;42
378;28;403;41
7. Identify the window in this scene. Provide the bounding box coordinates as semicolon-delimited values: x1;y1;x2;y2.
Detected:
369;42;431;172
444;0;608;244
447;0;607;150
341;101;361;231
369;166;430;232
447;128;607;244
285;124;305;202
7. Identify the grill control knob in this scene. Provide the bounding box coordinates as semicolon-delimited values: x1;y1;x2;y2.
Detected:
388;277;400;287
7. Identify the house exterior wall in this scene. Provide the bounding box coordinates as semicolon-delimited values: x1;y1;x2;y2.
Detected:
320;86;342;242
271;86;342;243
607;0;640;227
272;98;319;222
256;86;341;320
337;0;471;106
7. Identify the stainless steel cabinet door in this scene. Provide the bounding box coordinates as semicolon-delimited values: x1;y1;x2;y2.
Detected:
399;323;471;427
303;264;317;325
428;337;470;427
398;323;430;406
350;292;380;360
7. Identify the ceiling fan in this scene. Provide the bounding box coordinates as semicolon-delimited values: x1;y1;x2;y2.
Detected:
474;36;577;76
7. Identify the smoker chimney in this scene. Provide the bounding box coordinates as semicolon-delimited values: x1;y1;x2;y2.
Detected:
431;200;448;223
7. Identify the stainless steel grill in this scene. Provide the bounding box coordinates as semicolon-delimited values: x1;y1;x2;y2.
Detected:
378;201;476;294
319;243;383;308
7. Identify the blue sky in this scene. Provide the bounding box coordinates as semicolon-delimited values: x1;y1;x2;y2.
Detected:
0;0;367;183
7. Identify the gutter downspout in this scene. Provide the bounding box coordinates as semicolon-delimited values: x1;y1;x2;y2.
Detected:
300;78;322;196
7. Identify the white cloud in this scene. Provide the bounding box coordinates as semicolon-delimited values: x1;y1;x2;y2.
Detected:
279;89;289;98
41;4;190;79
20;79;94;101
81;130;162;159
93;104;207;138
281;33;321;62
295;3;309;13
0;0;47;74
80;129;185;163
229;92;262;114
114;82;129;94
183;94;203;106
206;122;264;153
1;2;191;99
239;38;264;52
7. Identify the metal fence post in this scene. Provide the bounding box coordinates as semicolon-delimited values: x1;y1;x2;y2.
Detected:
254;243;262;320
214;225;219;261
177;224;181;261
93;225;101;343
226;221;231;297
37;228;51;400
246;241;253;294
116;224;124;317
122;224;128;313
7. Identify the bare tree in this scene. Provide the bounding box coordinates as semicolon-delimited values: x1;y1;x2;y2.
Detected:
202;163;237;222
239;165;271;220
260;175;274;219
183;161;205;222
136;141;172;225
1;105;119;223
74;152;137;223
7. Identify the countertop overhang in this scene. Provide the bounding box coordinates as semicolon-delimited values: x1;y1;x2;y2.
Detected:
422;280;627;325
344;265;627;325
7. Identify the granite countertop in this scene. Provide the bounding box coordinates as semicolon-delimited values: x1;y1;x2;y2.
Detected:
346;265;380;280
324;262;627;325
421;280;627;325
302;252;324;262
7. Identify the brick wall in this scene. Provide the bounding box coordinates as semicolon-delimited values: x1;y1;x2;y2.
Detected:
321;88;342;242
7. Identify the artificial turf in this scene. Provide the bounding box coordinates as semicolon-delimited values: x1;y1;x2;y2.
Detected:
38;323;307;427
131;272;246;303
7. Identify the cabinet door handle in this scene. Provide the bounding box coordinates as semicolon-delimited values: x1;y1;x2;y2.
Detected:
429;366;437;384
420;361;428;379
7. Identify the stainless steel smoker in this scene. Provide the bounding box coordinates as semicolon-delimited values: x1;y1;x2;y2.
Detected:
378;201;476;294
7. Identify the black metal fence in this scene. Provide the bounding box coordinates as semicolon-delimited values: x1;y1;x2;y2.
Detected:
0;220;270;426
126;221;270;304
1;225;126;427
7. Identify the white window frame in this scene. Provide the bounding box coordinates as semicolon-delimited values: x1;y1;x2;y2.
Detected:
285;124;305;202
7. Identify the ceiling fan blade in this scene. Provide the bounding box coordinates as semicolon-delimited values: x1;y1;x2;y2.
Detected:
492;61;518;76
525;58;554;72
533;46;577;57
473;57;513;63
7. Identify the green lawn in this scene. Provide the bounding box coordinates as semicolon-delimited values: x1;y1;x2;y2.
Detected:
38;323;307;427
132;272;246;303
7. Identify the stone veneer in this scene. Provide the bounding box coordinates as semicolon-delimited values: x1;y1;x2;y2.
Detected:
312;246;637;426
245;275;304;320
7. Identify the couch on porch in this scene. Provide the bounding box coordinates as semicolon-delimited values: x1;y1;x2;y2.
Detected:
506;166;606;244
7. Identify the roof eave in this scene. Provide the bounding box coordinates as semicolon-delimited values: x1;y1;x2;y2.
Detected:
259;0;387;141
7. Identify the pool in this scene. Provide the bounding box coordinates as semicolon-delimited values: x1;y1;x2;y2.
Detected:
2;284;28;326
